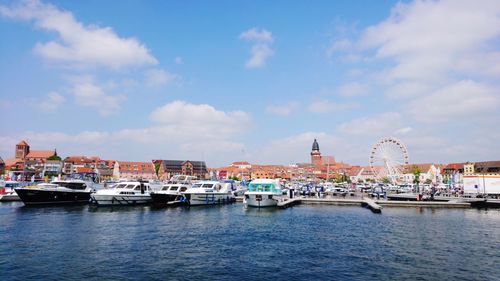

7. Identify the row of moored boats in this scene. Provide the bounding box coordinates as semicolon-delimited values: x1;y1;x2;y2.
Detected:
1;176;287;208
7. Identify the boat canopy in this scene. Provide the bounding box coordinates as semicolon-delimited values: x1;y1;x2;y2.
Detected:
248;182;280;193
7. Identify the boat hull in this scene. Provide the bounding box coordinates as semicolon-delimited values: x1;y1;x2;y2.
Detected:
15;189;91;205
184;193;235;206
90;194;151;206
244;194;279;208
0;192;20;202
150;193;180;206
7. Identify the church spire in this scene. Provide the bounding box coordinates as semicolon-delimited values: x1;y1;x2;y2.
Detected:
312;139;320;151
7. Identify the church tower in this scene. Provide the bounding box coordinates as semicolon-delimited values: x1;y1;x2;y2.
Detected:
15;140;30;159
311;139;322;167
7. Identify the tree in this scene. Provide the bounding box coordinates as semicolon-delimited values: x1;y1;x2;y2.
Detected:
382;177;391;184
154;162;161;179
412;165;421;193
47;155;61;161
424;179;432;185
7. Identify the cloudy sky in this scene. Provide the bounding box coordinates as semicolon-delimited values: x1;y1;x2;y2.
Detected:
0;0;499;167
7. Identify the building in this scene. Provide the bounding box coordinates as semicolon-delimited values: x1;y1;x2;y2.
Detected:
0;157;4;175
113;161;156;180
463;161;500;195
5;140;58;180
443;163;464;185
401;164;442;184
43;160;63;176
154;160;208;180
62;156;99;175
309;139;351;180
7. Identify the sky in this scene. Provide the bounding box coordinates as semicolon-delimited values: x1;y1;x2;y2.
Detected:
0;0;499;167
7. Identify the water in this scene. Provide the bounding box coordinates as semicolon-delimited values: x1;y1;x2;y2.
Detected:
1;202;499;281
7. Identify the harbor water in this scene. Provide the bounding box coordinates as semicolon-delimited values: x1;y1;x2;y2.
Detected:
1;203;499;281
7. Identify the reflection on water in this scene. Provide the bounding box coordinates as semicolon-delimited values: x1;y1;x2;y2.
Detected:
1;202;499;281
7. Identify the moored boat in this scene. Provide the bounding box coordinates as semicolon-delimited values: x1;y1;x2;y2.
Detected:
150;175;194;206
90;181;154;206
244;179;282;208
0;181;22;202
182;180;235;206
15;180;92;205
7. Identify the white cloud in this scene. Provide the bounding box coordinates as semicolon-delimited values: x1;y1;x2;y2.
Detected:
0;0;157;69
337;112;403;136
174;56;183;64
337;82;369;97
239;28;273;43
266;102;299;116
407;80;500;123
240;27;274;68
394;127;412;135
359;0;500;83
256;132;341;164
308;100;359;114
149;100;250;137
70;76;125;116
0;101;250;166
145;69;177;87
37;91;65;112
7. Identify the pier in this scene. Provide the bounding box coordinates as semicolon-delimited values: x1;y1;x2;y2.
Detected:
236;195;472;211
361;197;382;213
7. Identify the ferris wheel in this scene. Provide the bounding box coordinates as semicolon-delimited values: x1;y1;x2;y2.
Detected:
369;137;409;183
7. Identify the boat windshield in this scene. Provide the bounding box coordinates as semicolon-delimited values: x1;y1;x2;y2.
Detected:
5;183;19;188
114;184;127;189
192;183;202;188
169;186;178;191
125;184;136;189
248;183;279;193
161;185;170;191
202;184;214;188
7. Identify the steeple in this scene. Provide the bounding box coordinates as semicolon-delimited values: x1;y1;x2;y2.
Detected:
312;139;320;151
311;139;322;167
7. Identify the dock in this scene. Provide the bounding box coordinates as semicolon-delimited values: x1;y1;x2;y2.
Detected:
362;197;382;213
235;195;473;211
277;197;302;209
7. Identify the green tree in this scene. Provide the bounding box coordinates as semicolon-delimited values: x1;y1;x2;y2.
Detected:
154;162;161;179
382;177;391;184
47;155;61;161
412;165;421;193
424;179;432;185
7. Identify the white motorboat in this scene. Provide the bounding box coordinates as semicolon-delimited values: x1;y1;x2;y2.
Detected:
182;180;235;206
244;179;283;208
0;181;21;202
90;181;154;206
150;175;195;206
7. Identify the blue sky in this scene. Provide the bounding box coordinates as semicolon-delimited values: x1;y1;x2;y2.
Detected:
1;0;499;167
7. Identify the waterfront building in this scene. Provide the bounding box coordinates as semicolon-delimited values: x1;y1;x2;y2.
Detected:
4;140;58;180
0;157;4;175
113;161;156;180
463;161;500;195
62;156;100;174
96;160;116;182
153;160;208;180
401;164;443;184
309;139;352;180
43;160;63;177
443;163;464;185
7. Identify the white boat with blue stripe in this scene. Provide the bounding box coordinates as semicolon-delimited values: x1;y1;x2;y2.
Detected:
182;181;235;206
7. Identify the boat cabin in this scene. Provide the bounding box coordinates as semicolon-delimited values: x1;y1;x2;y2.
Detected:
113;182;152;192
160;184;189;192
192;182;224;191
248;181;281;193
52;181;87;190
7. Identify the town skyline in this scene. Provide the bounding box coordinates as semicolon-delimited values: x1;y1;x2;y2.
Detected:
1;0;499;167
